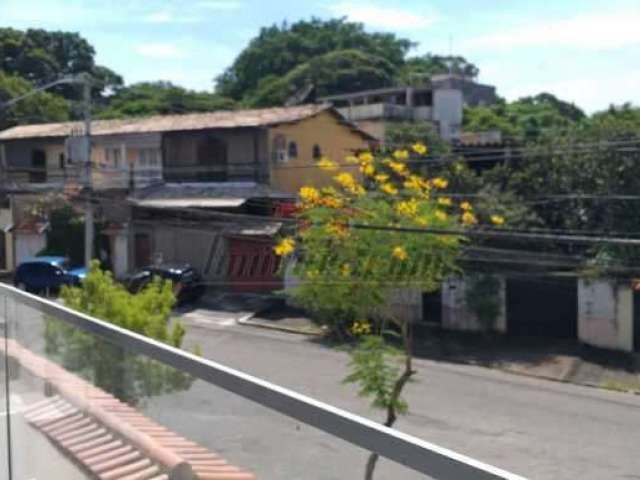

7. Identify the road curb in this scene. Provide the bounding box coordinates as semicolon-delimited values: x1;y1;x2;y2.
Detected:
237;317;324;336
238;317;640;395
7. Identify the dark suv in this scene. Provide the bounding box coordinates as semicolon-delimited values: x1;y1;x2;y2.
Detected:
14;256;86;294
126;263;206;305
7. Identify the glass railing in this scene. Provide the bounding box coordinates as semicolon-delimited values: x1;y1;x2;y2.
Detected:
0;284;526;480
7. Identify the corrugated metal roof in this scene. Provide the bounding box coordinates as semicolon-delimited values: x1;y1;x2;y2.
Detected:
0;104;334;140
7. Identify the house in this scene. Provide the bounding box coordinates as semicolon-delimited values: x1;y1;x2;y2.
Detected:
317;73;497;142
0;105;374;287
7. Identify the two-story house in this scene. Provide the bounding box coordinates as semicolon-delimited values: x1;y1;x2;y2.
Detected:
0;104;374;288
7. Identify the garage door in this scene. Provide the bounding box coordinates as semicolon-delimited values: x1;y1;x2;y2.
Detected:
506;276;577;339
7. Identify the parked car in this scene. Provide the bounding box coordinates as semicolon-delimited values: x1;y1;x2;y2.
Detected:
126;263;206;305
14;256;87;294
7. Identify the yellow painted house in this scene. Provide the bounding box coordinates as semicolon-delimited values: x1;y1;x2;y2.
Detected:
0;104;374;195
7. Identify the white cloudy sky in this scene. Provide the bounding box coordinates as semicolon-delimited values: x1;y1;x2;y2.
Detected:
1;0;639;113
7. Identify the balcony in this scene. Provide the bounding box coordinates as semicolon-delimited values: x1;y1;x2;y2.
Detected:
336;104;433;123
0;285;524;480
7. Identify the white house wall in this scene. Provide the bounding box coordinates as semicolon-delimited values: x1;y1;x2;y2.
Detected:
442;276;507;332
14;233;46;265
578;279;633;352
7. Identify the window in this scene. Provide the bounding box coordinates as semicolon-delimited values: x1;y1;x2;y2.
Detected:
271;134;287;163
139;148;160;168
105;147;122;169
312;144;322;160
288;141;298;159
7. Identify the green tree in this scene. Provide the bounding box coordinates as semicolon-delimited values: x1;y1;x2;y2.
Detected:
398;54;479;84
45;262;193;404
97;81;236;118
216;17;413;102
0;72;69;129
247;49;396;107
276;145;504;478
0;27;123;102
464;93;586;142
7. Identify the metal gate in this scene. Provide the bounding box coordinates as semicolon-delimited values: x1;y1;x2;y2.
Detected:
506;276;578;339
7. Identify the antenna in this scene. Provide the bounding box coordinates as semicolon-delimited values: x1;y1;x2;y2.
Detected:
448;35;454;75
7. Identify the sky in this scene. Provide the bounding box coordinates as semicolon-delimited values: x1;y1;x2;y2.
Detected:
2;0;639;113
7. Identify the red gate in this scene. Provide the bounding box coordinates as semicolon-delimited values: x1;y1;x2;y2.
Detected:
227;236;282;293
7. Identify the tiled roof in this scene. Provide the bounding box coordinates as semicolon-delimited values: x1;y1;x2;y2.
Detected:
4;339;256;480
0;104;334;140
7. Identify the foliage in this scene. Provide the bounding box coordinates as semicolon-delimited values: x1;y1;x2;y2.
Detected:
464;93;586;142
343;335;407;413
384;121;450;157
246;49;396;107
0;27;122;102
0;72;69;129
398;54;479;84
97;81;236;119
464;274;502;331
45;261;193;404
216;17;413;103
38;205;85;267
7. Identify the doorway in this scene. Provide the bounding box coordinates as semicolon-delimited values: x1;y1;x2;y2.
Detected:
30;149;47;183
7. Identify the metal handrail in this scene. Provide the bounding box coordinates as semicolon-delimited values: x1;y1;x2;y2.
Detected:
0;283;527;480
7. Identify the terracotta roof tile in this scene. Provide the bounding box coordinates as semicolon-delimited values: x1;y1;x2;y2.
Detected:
0;104;332;140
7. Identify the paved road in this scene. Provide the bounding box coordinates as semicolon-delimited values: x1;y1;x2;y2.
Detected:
6;304;640;479
168;308;640;480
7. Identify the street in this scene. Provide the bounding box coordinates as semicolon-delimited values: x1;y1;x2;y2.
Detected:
6;304;640;479
165;308;640;480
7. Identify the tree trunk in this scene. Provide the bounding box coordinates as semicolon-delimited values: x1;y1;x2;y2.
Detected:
364;320;415;480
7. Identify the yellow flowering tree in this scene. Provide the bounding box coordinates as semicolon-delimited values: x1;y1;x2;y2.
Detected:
273;144;504;479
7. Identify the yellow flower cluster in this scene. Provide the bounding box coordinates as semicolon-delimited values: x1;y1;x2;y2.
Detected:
432;177;449;189
393;149;409;161
325;221;348;238
351;322;371;335
358;151;374;164
321;196;343;209
392;246;408;261
345;155;360;164
462;211;478;225
491;215;505;225
412;143;428;155
395;199;419;217
334;172;364;195
435;210;448;221
274;237;295;256
437;197;452;207
318;157;338;171
375;173;390;183
387;160;408;176
460;201;472;211
360;163;375;176
299;186;320;203
380;183;398;195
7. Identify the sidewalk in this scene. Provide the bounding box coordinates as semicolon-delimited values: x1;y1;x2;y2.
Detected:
234;303;640;393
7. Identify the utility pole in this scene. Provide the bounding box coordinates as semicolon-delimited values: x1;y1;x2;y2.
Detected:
82;77;94;268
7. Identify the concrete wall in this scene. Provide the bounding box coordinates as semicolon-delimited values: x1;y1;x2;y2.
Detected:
134;223;228;280
14;233;46;265
578;279;633;352
0;208;13;271
432;89;463;140
269;110;370;194
442;276;507;332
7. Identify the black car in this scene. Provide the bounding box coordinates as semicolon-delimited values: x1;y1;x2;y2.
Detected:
126;263;206;305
